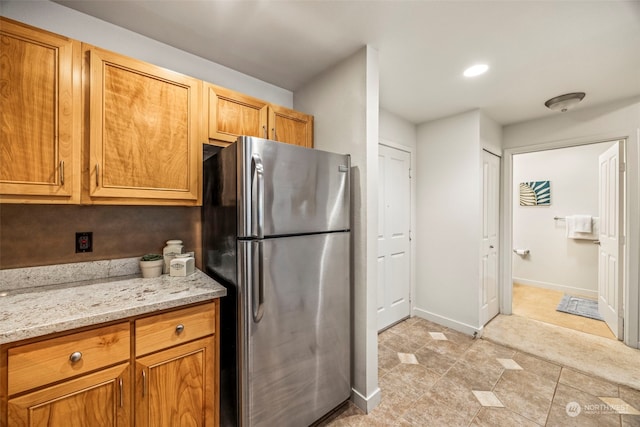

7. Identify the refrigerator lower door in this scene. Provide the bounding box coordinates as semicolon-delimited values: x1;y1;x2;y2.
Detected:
238;232;350;427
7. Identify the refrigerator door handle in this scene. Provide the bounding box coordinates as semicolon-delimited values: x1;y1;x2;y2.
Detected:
251;153;265;239
252;240;265;323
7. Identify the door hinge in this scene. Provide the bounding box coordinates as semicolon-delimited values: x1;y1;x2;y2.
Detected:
620;162;626;173
409;230;412;241
408;168;412;178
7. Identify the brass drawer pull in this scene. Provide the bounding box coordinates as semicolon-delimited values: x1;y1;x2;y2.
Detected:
175;324;185;334
69;351;82;363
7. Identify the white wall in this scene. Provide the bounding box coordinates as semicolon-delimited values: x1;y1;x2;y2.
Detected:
0;0;292;106
295;46;381;413
503;96;640;348
512;143;614;297
415;110;483;333
380;108;417;151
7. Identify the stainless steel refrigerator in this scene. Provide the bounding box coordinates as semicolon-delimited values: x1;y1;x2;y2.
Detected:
202;136;351;427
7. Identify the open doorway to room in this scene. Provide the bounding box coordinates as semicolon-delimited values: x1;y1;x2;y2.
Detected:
511;140;623;340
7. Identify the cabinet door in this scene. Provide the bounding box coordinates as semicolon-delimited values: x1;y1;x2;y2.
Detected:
0;18;80;203
8;363;131;427
86;46;201;205
135;337;216;427
268;105;314;148
205;83;268;146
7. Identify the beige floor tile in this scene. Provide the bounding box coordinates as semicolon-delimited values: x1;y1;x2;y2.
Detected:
421;375;482;420
472;390;504;407
599;397;640;415
397;352;418;365
378;344;401;373
493;373;554;425
623;414;640;427
499;369;557;400
560;367;620;397
470;407;542;427
378;363;440;401
445;359;503;390
497;358;523;370
399;393;475;426
553;382;611;410
429;331;448;340
513;351;562;382
546;402;622;427
620;386;640;411
379;330;424;354
414;346;457;375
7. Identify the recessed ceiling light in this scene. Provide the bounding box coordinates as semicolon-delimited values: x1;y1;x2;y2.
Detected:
463;64;489;77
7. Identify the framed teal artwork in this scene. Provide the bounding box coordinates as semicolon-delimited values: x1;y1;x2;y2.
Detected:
519;181;551;206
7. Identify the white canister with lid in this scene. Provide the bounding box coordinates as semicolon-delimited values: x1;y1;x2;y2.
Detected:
163;240;183;274
170;254;195;277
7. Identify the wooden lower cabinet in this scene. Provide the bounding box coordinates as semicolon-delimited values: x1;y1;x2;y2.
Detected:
8;363;131;427
2;301;219;427
135;337;215;427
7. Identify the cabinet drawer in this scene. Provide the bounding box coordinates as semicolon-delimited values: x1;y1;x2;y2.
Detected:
135;302;215;356
8;322;130;395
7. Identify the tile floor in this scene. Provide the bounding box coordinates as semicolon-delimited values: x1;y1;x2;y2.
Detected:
512;283;615;339
319;316;640;426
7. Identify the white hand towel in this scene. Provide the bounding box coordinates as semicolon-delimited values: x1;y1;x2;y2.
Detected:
566;215;597;240
573;215;592;233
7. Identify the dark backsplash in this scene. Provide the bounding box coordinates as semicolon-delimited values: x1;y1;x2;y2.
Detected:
0;204;202;269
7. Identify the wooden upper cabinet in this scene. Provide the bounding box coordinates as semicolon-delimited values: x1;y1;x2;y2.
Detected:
205;82;313;148
205;83;268;144
85;46;202;205
0;17;81;203
268;104;314;148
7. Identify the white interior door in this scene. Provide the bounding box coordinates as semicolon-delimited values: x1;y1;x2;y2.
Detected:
377;144;411;331
598;141;624;339
480;150;500;326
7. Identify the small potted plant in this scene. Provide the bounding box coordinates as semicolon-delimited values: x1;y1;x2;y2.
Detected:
139;253;164;278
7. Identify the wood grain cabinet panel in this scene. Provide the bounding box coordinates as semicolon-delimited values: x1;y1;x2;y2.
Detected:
135;337;215;427
8;322;130;395
85;46;202;205
135;301;215;357
268;104;314;148
204;82;313;148
8;363;131;427
0;17;81;203
205;83;268;145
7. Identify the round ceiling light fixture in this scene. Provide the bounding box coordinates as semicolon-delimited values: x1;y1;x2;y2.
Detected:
544;92;586;112
463;64;489;77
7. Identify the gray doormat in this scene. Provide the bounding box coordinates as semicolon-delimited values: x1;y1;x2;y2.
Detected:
556;294;604;321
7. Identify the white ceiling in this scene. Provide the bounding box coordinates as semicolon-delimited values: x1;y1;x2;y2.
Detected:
55;0;640;125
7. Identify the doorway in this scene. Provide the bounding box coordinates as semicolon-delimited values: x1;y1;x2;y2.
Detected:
377;143;412;331
509;140;624;339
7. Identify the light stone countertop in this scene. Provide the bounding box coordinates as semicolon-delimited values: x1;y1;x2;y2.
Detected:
0;258;227;345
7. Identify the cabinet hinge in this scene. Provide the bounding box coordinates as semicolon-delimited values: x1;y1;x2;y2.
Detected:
620;162;626;173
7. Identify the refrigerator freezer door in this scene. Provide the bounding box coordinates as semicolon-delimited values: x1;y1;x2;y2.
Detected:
237;137;350;238
238;232;350;427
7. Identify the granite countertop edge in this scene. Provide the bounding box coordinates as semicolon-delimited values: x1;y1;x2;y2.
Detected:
0;266;227;345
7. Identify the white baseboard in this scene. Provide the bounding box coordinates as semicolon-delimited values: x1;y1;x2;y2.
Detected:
351;386;381;413
412;308;483;337
512;277;597;299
